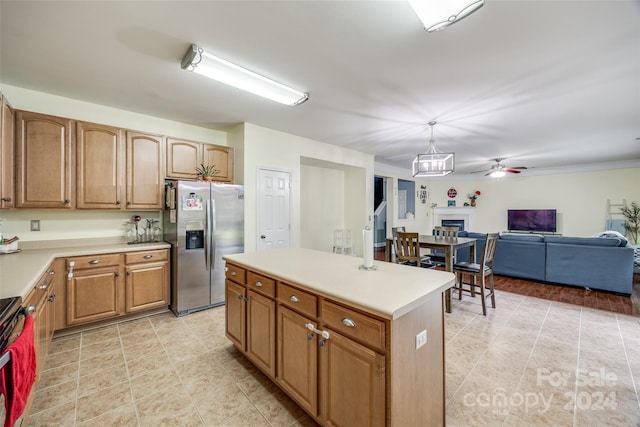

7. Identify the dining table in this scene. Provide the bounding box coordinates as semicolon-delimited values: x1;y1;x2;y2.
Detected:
385;234;477;313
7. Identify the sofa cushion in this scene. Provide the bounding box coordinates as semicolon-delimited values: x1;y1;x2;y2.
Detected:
544;236;622;247
499;233;545;243
466;232;487;239
591;230;629;247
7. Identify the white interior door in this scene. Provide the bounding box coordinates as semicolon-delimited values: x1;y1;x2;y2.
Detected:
257;168;291;251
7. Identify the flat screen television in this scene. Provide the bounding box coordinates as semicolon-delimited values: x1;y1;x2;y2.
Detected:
507;209;557;233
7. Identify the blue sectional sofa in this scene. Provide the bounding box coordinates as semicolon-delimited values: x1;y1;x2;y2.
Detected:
451;231;634;295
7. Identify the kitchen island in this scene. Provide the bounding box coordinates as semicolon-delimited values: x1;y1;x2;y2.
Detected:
223;248;455;427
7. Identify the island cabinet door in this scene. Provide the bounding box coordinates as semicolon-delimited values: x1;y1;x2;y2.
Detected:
319;330;385;427
276;305;318;417
225;279;246;350
246;290;276;378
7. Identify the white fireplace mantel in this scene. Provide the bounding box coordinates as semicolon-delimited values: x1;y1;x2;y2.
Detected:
433;207;475;231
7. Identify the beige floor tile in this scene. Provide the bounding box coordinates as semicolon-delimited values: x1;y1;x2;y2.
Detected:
30;378;78;415
80;324;119;346
75;381;133;424
48;334;81;354
122;336;165;361
117;316;153;336
129;364;181;400
77;361;128;398
252;390;307;427
78;347;126;376
43;346;80;370
37;361;79;389
77;403;139;426
135;384;200;426
196;384;255;426
26;400;76;427
80;336;122;360
126;349;172;378
119;327;158;347
219;408;271;427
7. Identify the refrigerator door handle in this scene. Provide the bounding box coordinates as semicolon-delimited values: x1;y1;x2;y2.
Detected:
210;199;217;270
205;199;212;271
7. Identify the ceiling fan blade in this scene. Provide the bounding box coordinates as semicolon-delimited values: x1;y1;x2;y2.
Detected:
506;169;522;174
484;172;493;176
470;169;490;174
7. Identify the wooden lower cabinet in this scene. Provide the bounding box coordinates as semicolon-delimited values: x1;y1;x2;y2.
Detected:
225;263;393;426
67;264;123;326
320;330;385;427
125;251;169;313
62;249;169;329
277;306;318;416
246;290;276;377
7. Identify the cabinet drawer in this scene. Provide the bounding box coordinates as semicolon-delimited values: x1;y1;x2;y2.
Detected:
321;301;386;352
277;282;317;319
67;254;120;270
247;271;275;298
125;249;168;264
225;263;246;284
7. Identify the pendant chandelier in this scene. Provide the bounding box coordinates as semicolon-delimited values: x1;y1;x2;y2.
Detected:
412;121;455;177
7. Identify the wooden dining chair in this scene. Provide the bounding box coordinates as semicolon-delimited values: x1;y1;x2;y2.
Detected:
430;226;460;266
396;232;435;268
452;232;499;315
391;226;405;263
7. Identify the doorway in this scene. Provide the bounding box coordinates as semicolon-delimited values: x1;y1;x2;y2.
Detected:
257;168;291;251
373;176;387;248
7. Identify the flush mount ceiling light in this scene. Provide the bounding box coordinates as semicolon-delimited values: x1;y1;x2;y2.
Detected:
412;121;455;177
181;44;309;106
408;0;484;32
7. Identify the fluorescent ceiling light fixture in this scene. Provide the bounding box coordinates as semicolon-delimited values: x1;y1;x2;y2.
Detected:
412;121;455;177
181;44;309;106
408;0;484;32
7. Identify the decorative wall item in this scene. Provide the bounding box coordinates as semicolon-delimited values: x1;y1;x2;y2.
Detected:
419;185;428;204
448;200;456;207
468;190;481;207
447;187;457;198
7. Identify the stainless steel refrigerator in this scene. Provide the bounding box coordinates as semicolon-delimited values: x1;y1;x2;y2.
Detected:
164;180;244;316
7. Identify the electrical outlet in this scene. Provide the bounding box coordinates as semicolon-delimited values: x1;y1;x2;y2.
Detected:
30;220;40;231
416;330;427;349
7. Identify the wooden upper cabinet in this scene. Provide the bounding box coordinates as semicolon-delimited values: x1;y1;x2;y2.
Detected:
76;122;124;209
126;131;164;210
15;111;74;209
0;94;15;208
165;138;202;180
204;144;233;183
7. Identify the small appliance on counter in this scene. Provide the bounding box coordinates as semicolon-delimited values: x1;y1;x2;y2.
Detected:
0;236;20;254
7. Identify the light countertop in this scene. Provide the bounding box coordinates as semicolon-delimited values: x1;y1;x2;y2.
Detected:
224;248;455;320
0;239;171;299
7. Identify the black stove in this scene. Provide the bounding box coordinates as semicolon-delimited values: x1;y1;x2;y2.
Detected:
0;296;23;354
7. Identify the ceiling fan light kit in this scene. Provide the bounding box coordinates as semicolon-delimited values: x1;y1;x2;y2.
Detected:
412;121;455;177
471;158;528;177
181;44;309;106
408;0;484;32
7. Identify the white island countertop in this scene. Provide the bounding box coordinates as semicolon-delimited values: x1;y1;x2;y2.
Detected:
0;239;170;299
224;248;455;320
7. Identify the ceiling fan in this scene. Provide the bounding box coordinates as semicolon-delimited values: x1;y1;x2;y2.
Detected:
471;158;528;177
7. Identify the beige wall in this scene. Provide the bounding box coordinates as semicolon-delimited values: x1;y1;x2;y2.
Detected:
376;166;640;240
242;123;374;255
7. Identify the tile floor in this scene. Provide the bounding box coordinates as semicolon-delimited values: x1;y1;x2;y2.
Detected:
27;287;640;426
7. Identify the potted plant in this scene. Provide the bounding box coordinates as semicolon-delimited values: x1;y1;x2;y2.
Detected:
620;201;640;244
195;163;219;182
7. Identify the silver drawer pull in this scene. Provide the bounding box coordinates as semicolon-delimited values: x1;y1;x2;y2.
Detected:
341;317;357;328
143;255;153;259
38;284;48;290
89;259;101;265
49;271;55;275
255;281;263;287
231;271;237;276
289;295;299;303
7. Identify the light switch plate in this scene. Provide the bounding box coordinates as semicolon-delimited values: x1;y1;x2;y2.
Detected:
416;330;427;349
30;220;40;231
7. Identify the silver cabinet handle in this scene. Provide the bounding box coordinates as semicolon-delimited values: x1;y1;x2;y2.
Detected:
289;295;299;303
231;271;237;276
1;197;11;202
225;267;229;272
341;317;357;328
255;281;263;287
237;294;243;300
38;284;48;290
49;271;55;275
89;259;101;265
143;255;153;259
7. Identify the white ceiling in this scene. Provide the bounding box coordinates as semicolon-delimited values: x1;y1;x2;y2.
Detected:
1;1;639;176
